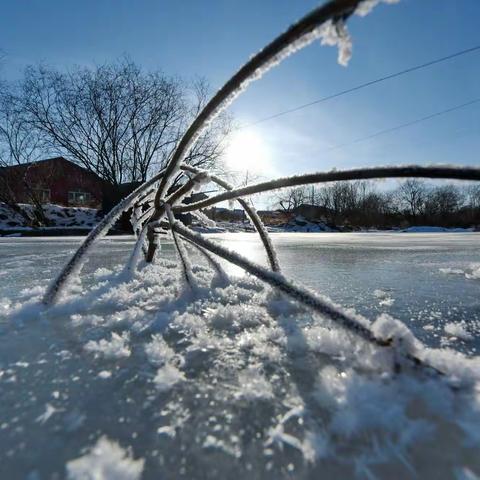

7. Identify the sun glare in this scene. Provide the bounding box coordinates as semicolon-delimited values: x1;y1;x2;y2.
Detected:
224;130;272;176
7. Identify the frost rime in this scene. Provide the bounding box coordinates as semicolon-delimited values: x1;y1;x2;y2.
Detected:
66;436;144;480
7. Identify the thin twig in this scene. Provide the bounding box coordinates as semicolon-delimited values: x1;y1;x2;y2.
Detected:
42;169;165;305
166;205;195;287
182;236;228;281
182;164;280;271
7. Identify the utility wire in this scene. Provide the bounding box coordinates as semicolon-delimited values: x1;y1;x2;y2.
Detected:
325;97;480;152
239;45;480;129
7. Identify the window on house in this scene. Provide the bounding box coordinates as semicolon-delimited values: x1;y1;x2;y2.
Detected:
33;189;50;203
68;191;92;205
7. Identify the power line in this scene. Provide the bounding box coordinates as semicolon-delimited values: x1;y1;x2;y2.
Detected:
325;97;480;152
239;45;480;129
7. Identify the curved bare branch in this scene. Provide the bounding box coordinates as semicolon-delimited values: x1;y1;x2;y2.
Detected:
153;0;362;205
182;164;280;272
174;165;480;213
42;170;164;305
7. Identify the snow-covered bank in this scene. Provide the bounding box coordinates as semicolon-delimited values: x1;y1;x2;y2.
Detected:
1;259;479;479
277;215;335;233
192;217;476;234
3;202;468;237
399;226;474;233
0;203;101;234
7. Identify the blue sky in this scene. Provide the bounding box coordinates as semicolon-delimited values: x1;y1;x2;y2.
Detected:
1;0;479;186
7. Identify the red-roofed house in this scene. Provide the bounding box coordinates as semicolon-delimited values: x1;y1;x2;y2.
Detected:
0;157;104;208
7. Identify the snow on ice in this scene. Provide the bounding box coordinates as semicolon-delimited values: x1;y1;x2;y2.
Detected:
440;263;480;281
1;256;479;478
66;436;145;480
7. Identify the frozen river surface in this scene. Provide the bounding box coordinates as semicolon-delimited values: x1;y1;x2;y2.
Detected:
2;232;479;353
212;232;480;353
0;233;479;479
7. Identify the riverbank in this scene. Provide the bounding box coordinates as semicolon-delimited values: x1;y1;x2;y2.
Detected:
1;201;477;236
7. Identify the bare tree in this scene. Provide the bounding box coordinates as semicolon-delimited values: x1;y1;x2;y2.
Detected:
0;88;50;226
396;179;427;221
316;181;358;223
464;184;480;210
21;61;231;189
424;184;463;221
182;78;231;173
463;184;480;226
273;186;308;213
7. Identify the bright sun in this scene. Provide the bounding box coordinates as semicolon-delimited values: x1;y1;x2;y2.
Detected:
224;130;272;176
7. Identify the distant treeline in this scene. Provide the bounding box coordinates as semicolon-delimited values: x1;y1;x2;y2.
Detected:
273;179;480;229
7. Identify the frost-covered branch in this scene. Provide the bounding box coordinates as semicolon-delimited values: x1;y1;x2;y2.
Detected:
171;220;450;379
166;205;195;288
181;236;227;281
172;220;378;344
42;170;165;306
182;164;280;272
132;205;154;235
190;209;217;228
152;0;365;208
145;171;210;262
124;225;149;275
174;165;480;213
